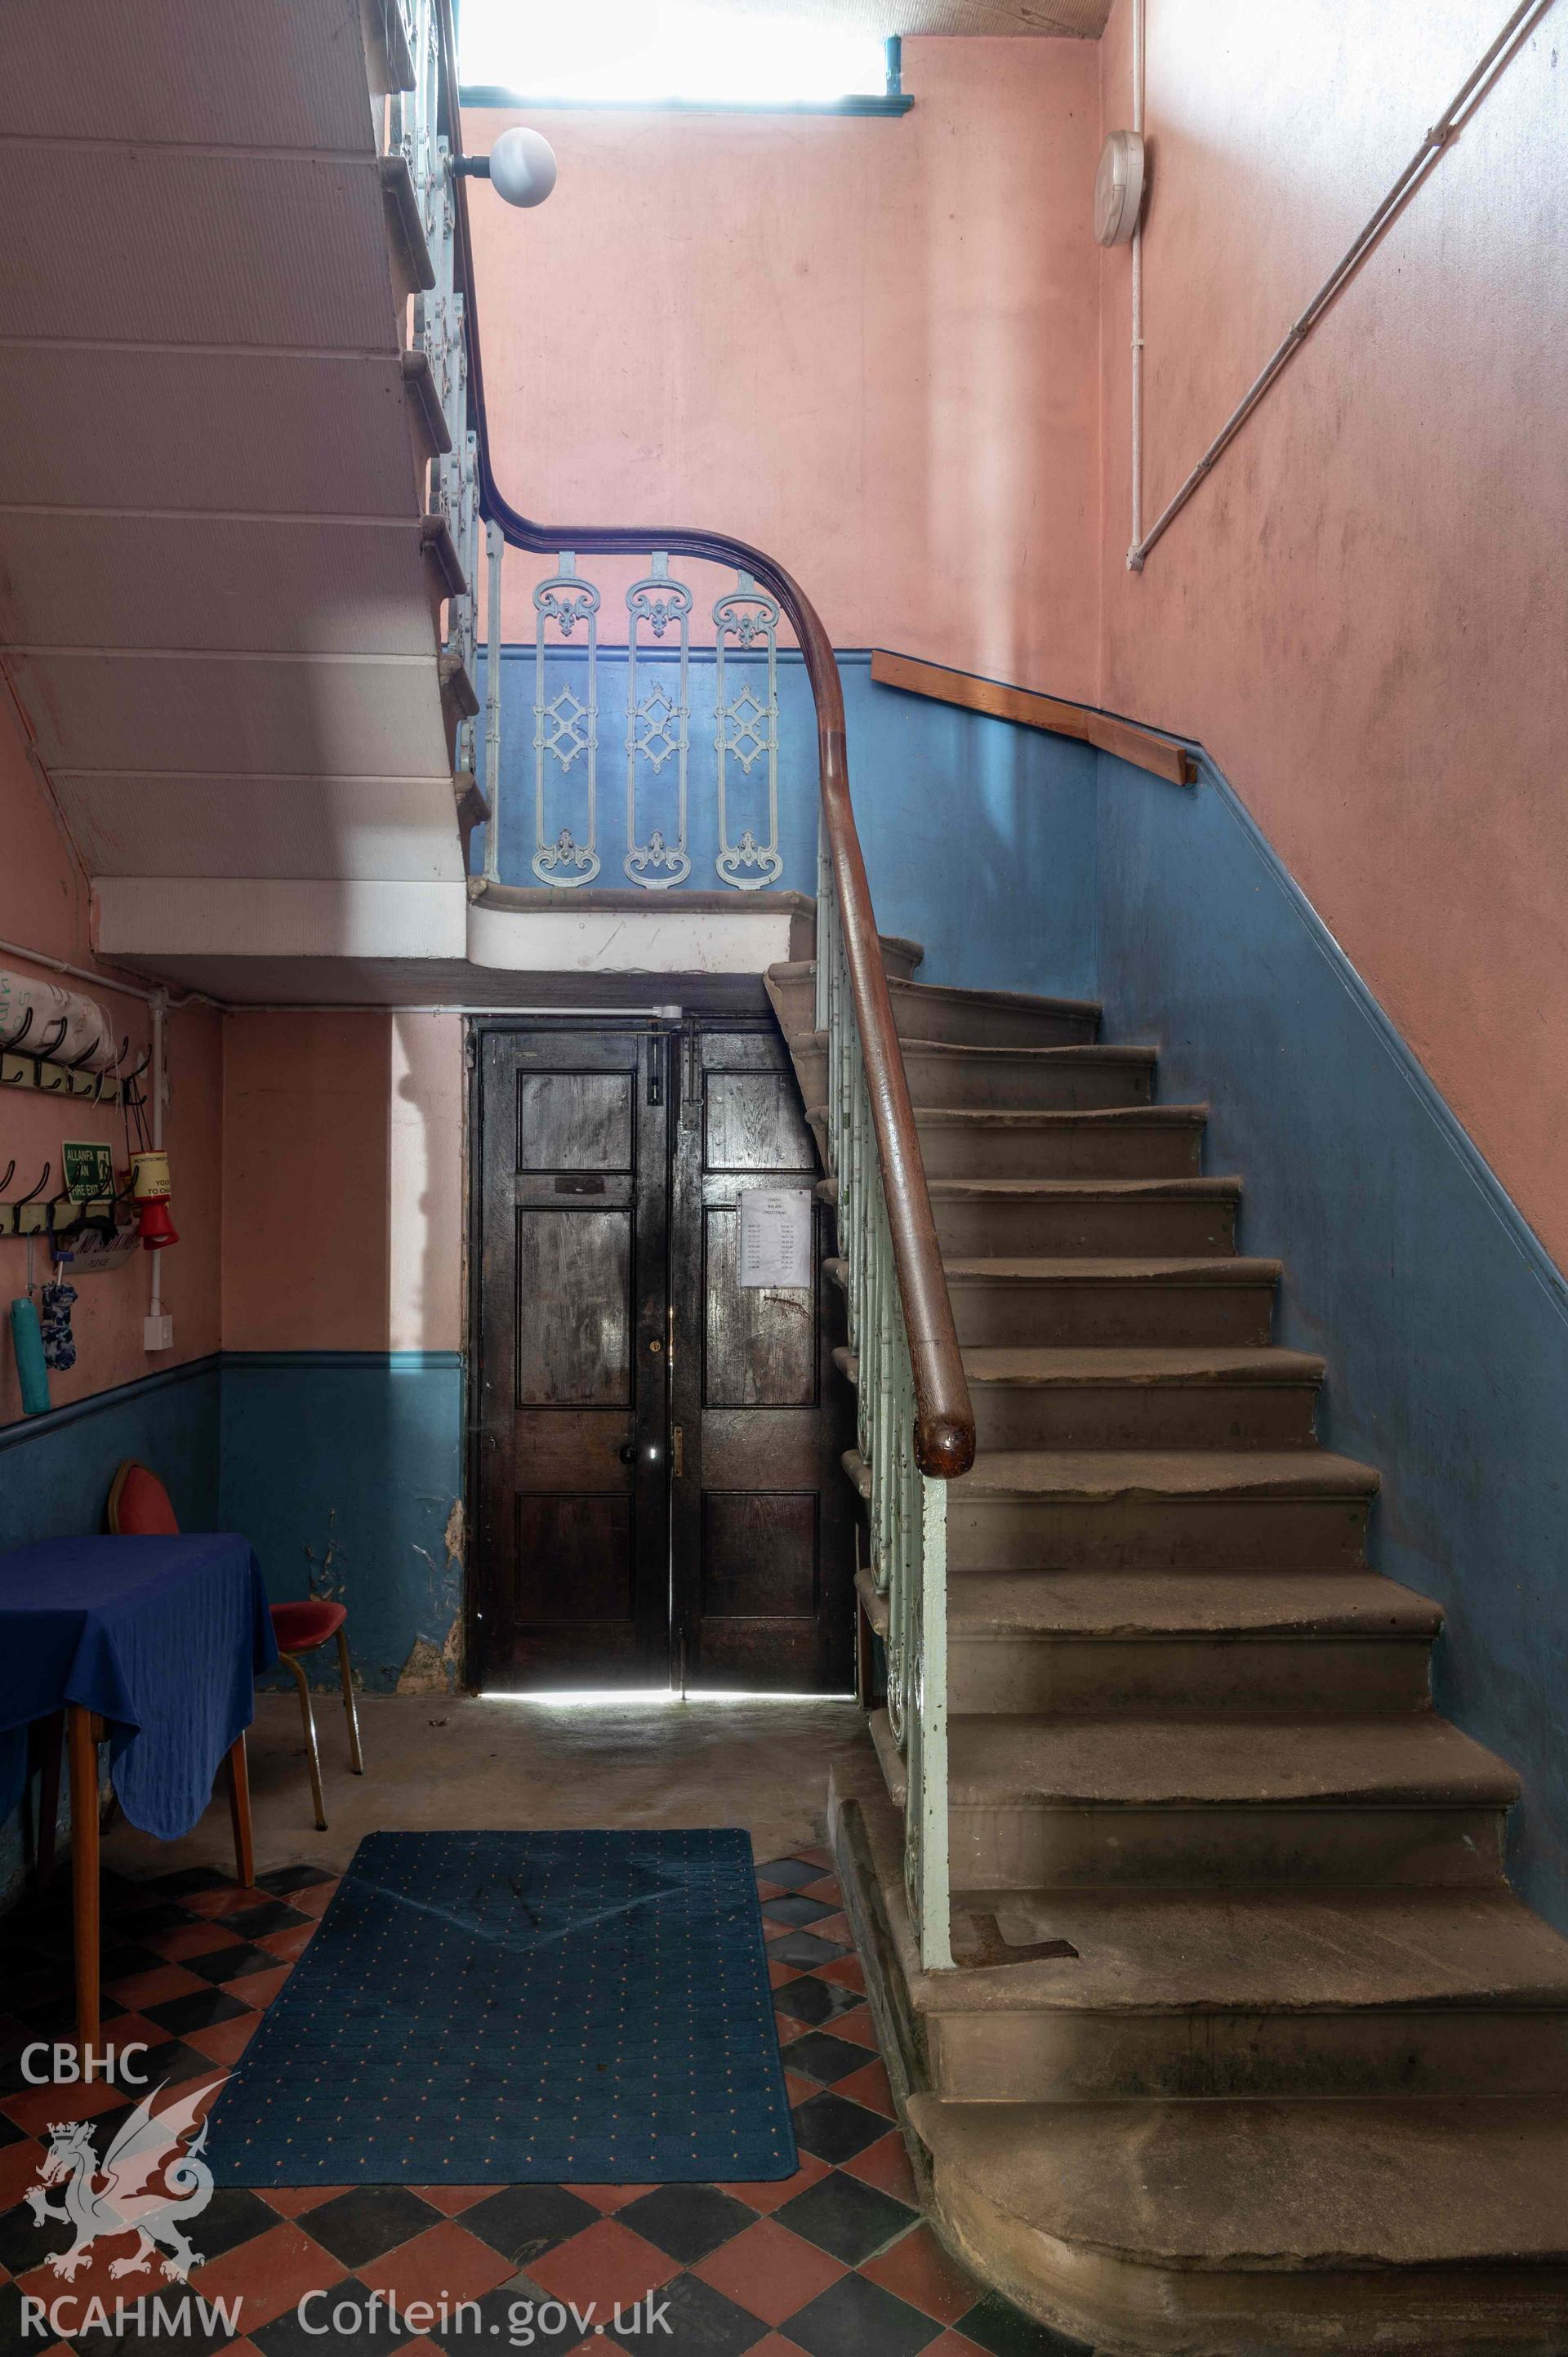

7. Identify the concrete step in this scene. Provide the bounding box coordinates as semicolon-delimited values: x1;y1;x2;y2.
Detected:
925;1177;1241;1259
936;1565;1439;1711
939;1254;1281;1347
950;1446;1380;1571
906;2090;1568;2355
838;1754;1568;2103
963;1344;1321;1449
872;1707;1517;1889
911;1106;1207;1182
765;960;1100;1049
786;1031;1156;1112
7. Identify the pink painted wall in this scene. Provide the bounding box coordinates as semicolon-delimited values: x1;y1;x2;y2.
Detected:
0;687;223;1423
221;1011;463;1353
1097;0;1568;1263
469;35;1102;693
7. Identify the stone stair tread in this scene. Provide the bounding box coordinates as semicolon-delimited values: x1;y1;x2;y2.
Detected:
914;1103;1208;1128
961;1345;1321;1386
768;958;1099;1020
940;1709;1520;1807
942;1254;1282;1284
927;1885;1568;2015
927;1174;1242;1201
961;1446;1380;1499
790;1028;1155;1066
906;2091;1568;2267
946;1566;1440;1637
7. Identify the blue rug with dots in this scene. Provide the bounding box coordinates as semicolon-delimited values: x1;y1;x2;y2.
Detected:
207;1829;798;2185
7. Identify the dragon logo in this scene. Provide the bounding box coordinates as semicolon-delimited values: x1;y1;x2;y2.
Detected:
24;2078;224;2283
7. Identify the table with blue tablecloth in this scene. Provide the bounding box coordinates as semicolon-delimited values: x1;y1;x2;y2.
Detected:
0;1533;278;2047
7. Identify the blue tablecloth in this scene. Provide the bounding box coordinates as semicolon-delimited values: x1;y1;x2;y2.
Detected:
0;1535;278;1840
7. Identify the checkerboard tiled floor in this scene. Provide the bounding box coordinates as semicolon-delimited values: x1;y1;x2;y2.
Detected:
0;1851;1086;2356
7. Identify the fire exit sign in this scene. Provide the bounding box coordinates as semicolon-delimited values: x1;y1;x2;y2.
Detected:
62;1139;114;1201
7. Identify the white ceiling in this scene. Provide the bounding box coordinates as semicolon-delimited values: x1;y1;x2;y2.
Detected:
0;0;465;932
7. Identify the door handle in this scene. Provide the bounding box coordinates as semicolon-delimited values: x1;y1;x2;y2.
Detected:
617;1441;636;1465
672;1425;684;1478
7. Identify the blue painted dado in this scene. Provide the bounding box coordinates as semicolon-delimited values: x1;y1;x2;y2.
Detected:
1096;746;1568;1935
220;1352;466;1697
476;648;1098;1003
0;1356;220;1543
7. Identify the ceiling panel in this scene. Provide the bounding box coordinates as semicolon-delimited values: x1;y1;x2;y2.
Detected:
7;649;452;779
0;514;443;657
0;147;401;350
0;0;376;151
58;774;462;881
0;349;423;515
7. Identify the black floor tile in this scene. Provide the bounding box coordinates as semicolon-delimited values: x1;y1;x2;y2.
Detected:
192;2182;281;2260
467;2273;602;2351
108;1897;201;1937
0;2108;25;2146
782;2030;875;2085
71;2288;247;2357
774;2171;917;2266
460;2182;601;2266
773;1976;866;2029
291;2184;443;2270
140;2036;222;2092
761;1893;837;1929
13;1987;126;2034
784;2269;942;2357
958;2291;1097;2356
616;2183;759;2263
148;1865;234;1899
217;1899;311;1940
755;1858;826;1890
178;1940;285;1985
254;2275;425;2357
141;1986;253;2036
647;2271;769;2355
767;1931;849;1970
97;1938;167;1984
255;1863;336;1896
791;2091;891;2167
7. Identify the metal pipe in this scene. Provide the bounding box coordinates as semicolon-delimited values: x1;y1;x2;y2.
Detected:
148;990;167;1337
1129;0;1554;569
483;517;504;884
1127;0;1144;569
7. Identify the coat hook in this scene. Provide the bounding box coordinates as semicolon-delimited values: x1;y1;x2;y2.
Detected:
35;1015;69;1060
5;1007;33;1051
16;1162;51;1206
0;1161;14;1195
122;1048;153;1085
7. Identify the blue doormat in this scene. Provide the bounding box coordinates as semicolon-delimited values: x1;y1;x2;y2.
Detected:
207;1829;797;2185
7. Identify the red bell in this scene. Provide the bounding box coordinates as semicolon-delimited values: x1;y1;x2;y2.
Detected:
136;1198;180;1251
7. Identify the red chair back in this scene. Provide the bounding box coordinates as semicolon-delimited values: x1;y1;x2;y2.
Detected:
107;1459;180;1536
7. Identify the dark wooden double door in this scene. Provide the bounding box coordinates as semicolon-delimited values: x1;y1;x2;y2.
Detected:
472;1018;853;1694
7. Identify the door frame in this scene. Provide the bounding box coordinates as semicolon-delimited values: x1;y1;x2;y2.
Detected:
462;984;794;1694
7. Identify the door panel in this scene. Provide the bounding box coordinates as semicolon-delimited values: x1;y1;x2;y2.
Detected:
672;1023;854;1695
475;1028;670;1690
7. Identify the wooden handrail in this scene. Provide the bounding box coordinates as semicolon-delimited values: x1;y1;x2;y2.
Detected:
438;10;974;1480
871;651;1198;786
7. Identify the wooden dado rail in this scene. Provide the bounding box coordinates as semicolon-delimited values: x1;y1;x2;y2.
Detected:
871;651;1199;788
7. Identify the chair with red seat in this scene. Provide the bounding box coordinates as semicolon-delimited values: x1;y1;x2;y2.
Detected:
106;1459;363;1831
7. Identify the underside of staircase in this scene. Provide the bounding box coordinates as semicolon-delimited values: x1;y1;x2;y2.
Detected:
764;949;1568;2357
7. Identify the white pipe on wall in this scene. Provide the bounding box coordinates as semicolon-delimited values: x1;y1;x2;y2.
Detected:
1127;0;1145;570
147;989;167;1342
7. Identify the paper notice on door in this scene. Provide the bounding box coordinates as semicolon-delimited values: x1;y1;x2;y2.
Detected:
738;1187;813;1289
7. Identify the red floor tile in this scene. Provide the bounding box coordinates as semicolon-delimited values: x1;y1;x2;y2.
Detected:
782;2069;819;2106
800;1876;843;1905
103;1961;207;2008
185;2010;261;2065
178;1887;247;1918
768;1960;802;1989
920;2333;993;2355
809;1912;853;1945
411;2184;492;2216
841;2129;922;2207
191;2220;346;2332
155;1920;246;1962
0;2136;45;2210
795;1847;833;1870
746;2338;810;2355
288;1881;338;1917
3;2075;128;2136
775;2013;811;2046
105;2007;174;2051
564;2182;658;2212
528;2219;679;2313
255;1920;318;1963
835;2056;895;2116
815;1954;866;1993
715;2148;831;2213
832;2007;881;2049
359;2220;517;2306
225;1963;291;2007
860;2225;978;2324
259;2185;349;2217
691;2215;844;2323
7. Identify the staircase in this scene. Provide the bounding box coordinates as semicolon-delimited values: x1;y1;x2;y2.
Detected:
766;948;1568;2357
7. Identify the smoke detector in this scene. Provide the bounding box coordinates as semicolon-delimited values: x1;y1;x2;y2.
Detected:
1094;130;1145;246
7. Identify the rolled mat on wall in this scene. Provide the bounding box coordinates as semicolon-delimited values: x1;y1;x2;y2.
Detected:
0;970;117;1071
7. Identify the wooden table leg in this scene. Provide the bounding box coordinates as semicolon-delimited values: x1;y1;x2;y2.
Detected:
36;1710;63;1886
67;1705;100;2058
225;1732;256;1889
